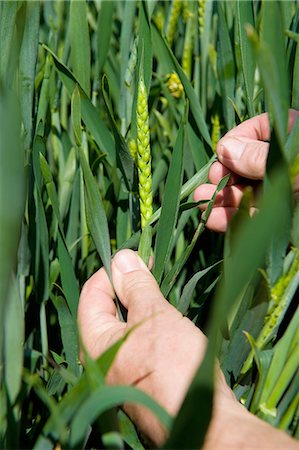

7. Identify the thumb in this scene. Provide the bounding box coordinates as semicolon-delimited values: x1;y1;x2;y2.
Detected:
217;136;269;180
112;249;172;321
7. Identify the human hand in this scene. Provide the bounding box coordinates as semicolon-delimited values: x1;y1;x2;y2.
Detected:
78;249;235;446
78;249;299;449
194;110;299;232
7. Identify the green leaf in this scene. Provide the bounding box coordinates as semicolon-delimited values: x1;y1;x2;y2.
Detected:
18;1;40;151
247;2;289;148
177;261;221;315
149;155;216;226
79;147;112;280
70;385;172;447
138;0;152;91
71;85;82;147
118;410;145;450
39;152;61;225
0;1;21;84
97;1;115;75
161;175;230;297
0;88;24;356
236;0;255;117
153;121;185;284
69;0;91;95
52;295;79;377
44;45;115;166
57;232;80;321
217;2;235;130
151;23;212;149
292;34;299;109
4;275;24;405
102;75;134;191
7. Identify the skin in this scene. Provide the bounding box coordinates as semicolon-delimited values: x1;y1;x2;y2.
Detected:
194;109;299;232
78;250;299;449
78;112;299;448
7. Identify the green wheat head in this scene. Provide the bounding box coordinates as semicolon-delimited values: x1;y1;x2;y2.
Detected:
136;75;153;229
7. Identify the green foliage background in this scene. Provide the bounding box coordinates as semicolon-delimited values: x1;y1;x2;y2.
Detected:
0;0;299;448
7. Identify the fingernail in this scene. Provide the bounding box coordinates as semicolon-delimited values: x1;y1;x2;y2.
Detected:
219;137;246;161
113;249;145;274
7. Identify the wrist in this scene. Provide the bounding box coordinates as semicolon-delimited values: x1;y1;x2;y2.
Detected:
203;397;299;450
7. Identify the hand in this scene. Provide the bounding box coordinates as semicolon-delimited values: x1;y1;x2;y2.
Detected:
78;249;299;449
194;110;299;232
78;249;235;446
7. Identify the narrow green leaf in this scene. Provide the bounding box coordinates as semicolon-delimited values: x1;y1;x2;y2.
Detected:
18;0;40;151
69;0;91;95
0;1;20;84
97;0;115;75
236;0;255;117
149;155;216;226
0;88;24;362
152;23;212;149
102;76;134;191
57;232;80;321
52;295;79;377
39;152;61;225
153;122;185;284
44;45;115;165
292;37;299;109
4;275;24;405
70;385;172;447
138;0;152;91
118;410;145;450
79;147;112;279
177;261;221;315
247;2;289;147
161;175;230;297
71;85;82;147
217;2;235;130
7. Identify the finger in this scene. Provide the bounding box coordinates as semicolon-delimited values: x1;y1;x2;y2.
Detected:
216;136;269;180
78;266;125;358
194;184;245;210
208;161;241;185
224;109;299;140
224;112;271;141
216;110;299;180
204;206;257;233
111;249;174;322
204;207;238;233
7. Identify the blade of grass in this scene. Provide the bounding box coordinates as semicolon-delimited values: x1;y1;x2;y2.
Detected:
247;2;289;148
217;2;235;130
19;0;40;153
0;1;20;84
152;23;212;149
0;88;24;382
177;261;221;315
52;295;79;377
149;155;216;226
44;45;115;166
152;119;186;284
236;0;255;117
161;174;230;298
102;76;134;192
97;0;115;75
70;385;172;447
69;0;91;96
79;147;112;280
4;275;24;407
57;231;80;320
